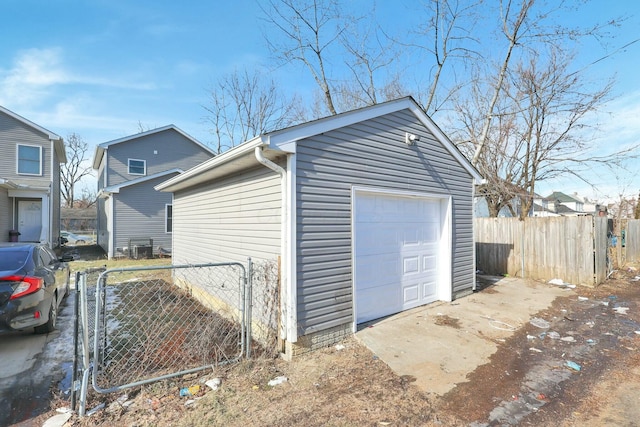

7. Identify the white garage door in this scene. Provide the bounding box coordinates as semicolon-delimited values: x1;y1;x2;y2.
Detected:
354;192;441;324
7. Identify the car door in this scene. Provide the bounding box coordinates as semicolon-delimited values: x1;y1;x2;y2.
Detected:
37;247;67;300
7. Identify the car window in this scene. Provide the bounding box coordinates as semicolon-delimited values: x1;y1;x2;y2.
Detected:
0;250;29;270
39;247;55;266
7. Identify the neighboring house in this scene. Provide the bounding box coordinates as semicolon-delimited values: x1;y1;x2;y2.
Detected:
156;97;483;358
0;106;66;247
474;193;557;217
545;191;585;213
92;125;215;258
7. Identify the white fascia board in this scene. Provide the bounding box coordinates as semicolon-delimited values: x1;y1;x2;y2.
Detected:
155;136;269;192
407;104;484;184
265;97;483;185
267;98;416;152
0;178;18;189
92;145;105;170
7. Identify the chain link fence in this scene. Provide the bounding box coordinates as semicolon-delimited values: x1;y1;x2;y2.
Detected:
73;259;279;416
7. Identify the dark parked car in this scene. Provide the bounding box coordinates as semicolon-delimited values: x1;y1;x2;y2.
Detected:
0;243;71;334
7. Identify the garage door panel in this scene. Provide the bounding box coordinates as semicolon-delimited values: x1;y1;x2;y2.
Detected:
357;285;401;323
355;192;443;324
403;283;420;304
403;256;419;274
356;254;401;289
422;280;437;300
423;255;437;272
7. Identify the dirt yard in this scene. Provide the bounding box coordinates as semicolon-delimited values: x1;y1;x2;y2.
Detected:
34;259;640;426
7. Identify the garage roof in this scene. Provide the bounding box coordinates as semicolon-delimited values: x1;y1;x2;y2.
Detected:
156;96;483;193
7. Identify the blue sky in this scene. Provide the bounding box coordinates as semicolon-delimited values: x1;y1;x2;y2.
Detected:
1;0;638;201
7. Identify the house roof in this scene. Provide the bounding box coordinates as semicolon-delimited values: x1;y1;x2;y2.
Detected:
545;191;581;203
0;105;67;164
92;125;215;170
156;96;483;193
99;168;184;197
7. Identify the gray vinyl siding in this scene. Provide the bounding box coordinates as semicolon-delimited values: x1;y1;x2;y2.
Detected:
97;197;108;253
0;187;11;241
295;109;475;335
112;175;177;255
105;129;213;188
172;165;282;265
0;111;52;187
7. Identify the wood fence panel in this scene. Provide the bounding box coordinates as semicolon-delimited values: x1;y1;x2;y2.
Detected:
626;220;640;263
594;217;608;283
475;216;604;287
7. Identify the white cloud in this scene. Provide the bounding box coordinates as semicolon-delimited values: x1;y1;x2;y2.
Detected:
0;47;156;109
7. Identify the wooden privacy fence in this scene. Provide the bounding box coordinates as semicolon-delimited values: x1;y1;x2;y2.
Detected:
475;216;609;287
623;220;640;263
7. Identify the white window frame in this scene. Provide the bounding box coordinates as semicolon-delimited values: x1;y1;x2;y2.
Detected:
165;204;173;233
128;158;146;175
17;144;43;176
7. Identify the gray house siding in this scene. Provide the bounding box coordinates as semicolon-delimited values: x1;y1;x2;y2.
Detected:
295;109;475;335
96;197;108;253
1;108;64;246
0;188;11;239
105;129;213;188
112;175;178;255
172;165;282;265
0;112;52;187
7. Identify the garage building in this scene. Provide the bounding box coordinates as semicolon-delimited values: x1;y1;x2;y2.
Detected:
156;97;483;358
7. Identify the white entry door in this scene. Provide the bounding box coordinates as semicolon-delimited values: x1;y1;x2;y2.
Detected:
354;192;441;324
18;200;42;241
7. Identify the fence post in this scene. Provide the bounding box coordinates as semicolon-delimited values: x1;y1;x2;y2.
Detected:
70;271;81;412
246;257;253;359
521;219;526;278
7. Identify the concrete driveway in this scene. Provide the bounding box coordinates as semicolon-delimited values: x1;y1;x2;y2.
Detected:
355;276;571;396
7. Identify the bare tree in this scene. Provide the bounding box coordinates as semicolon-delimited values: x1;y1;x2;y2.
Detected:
78;187;98;208
203;68;304;153
406;0;482;115
335;7;408;111
469;0;622;166
61;133;93;208
261;0;347;115
510;52;615;218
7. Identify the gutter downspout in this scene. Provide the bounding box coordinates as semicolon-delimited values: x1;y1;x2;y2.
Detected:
254;147;295;345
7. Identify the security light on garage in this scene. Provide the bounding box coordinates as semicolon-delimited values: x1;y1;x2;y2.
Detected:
405;133;420;145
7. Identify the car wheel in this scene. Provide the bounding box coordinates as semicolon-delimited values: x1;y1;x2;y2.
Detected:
34;296;57;334
77;240;85;245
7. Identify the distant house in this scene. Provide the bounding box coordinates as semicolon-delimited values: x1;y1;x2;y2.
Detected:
157;97;483;357
92;125;215;258
474;193;557;218
545;191;585;213
475;191;599;218
0;106;66;247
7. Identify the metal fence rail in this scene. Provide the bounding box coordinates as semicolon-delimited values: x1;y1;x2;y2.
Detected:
71;267;104;416
90;263;248;394
73;258;282;415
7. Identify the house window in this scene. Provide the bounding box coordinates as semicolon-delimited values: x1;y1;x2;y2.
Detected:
165;204;173;233
17;144;42;175
128;159;146;175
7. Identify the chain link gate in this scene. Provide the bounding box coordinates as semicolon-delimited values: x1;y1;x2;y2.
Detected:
73;261;255;415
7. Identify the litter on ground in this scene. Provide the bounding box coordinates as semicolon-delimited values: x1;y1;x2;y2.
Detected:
530;318;550;329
